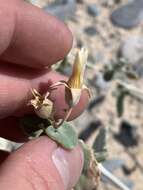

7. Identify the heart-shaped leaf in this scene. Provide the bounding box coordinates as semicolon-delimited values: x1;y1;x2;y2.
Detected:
45;122;78;149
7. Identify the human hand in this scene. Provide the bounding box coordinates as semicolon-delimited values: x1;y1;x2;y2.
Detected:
0;0;89;189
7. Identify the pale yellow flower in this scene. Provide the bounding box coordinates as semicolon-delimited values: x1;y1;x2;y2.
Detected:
50;48;90;107
68;48;88;89
66;48;89;106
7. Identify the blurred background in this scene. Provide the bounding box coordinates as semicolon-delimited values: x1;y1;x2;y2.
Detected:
27;1;143;189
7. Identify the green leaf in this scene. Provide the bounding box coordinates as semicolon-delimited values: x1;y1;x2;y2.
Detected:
116;91;127;117
93;128;106;152
79;140;92;173
45;122;78;149
92;128;107;162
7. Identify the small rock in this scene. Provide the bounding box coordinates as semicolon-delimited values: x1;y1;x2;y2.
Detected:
122;165;136;175
111;0;143;29
120;36;143;76
84;26;97;36
114;120;139;147
121;36;143;65
87;4;100;17
44;0;76;21
76;0;84;3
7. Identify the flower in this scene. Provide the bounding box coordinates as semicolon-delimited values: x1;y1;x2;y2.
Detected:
66;48;89;106
50;48;90;107
68;48;88;89
30;89;53;120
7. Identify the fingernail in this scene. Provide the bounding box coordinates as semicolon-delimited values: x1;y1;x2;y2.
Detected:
52;147;70;190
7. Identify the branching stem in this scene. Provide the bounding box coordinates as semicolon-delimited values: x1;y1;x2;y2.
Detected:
117;80;143;102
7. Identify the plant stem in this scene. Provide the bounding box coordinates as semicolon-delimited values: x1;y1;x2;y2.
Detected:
98;163;130;190
0;137;23;153
57;108;73;127
117;80;143;102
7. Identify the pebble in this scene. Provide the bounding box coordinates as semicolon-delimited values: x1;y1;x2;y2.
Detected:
76;0;84;3
84;26;97;36
87;4;100;17
111;0;143;29
44;0;76;21
120;36;143;65
114;120;139;147
102;159;125;173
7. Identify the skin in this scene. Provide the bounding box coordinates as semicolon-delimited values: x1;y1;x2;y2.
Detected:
0;0;89;189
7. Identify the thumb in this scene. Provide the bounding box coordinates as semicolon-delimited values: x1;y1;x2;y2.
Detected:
0;137;84;190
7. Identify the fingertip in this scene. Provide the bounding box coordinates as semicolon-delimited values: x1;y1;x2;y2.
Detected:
0;137;63;190
1;1;73;68
0;137;83;190
52;143;84;190
68;89;90;120
54;21;73;65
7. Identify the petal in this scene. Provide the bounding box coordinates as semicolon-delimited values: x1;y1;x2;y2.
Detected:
68;48;88;89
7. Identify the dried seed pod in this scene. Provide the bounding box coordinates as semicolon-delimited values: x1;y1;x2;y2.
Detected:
30;89;54;120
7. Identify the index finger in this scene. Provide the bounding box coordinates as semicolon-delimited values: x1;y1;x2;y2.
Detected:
0;0;73;68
